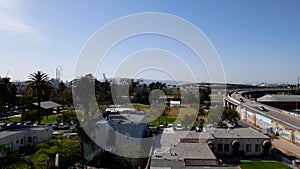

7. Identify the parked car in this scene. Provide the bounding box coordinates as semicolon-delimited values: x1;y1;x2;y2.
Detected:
175;124;183;130
207;123;214;128
239;98;244;102
158;124;165;128
167;123;174;128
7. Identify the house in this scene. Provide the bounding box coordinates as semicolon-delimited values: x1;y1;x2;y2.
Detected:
0;126;52;153
207;127;272;157
150;127;271;168
84;109;148;161
151;128;219;168
32;101;62;115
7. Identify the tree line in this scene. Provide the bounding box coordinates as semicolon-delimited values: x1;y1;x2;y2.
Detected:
0;71;211;124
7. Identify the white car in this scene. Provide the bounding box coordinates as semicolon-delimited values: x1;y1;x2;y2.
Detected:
167;123;174;128
176;124;183;130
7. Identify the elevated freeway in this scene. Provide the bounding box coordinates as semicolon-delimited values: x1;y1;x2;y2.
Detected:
225;92;300;131
224;89;300;146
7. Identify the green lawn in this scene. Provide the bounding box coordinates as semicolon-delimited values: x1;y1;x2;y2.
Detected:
0;116;22;123
239;161;292;169
149;116;177;126
0;114;59;124
41;114;59;124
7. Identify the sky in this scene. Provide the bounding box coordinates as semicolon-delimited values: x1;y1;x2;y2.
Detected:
0;0;300;84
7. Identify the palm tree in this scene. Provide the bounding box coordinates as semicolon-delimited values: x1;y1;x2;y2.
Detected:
26;71;51;124
72;74;98;164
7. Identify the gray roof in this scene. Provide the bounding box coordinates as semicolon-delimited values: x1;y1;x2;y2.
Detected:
152;142;216;161
212;127;269;139
0;130;22;139
155;128;213;148
257;94;300;102
33;101;62;109
153;128;216;161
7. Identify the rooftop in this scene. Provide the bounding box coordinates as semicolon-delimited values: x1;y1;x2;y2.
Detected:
107;111;147;124
155;128;213;148
152;142;216;161
0;126;50;139
212;127;269;139
0;130;23;139
153;128;216;160
33;101;62;109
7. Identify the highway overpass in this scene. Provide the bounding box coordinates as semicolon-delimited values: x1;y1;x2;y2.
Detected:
224;90;300;145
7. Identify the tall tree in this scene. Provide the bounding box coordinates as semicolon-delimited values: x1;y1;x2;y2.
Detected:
0;77;16;116
26;71;51;124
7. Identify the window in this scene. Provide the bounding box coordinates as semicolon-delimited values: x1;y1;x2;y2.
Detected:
125;132;130;141
20;139;23;144
218;144;223;152
246;144;252;152
16;140;19;144
224;144;229;152
255;144;260;152
28;137;32;143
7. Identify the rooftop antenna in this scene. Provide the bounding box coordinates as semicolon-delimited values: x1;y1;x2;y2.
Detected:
5;70;9;78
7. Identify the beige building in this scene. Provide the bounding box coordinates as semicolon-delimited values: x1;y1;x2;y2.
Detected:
207;127;272;157
150;127;271;168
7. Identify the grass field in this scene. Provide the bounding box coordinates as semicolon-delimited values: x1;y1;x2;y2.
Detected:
41;114;59;124
148;107;199;126
239;161;292;169
0;114;59;124
0;116;22;123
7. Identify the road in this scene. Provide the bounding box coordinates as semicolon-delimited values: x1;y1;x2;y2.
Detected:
229;93;300;131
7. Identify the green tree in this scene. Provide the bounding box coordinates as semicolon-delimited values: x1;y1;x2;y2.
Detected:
26;71;51;124
72;74;96;116
222;106;240;122
0;144;20;167
21;109;39;123
56;110;78;125
0;77;16;119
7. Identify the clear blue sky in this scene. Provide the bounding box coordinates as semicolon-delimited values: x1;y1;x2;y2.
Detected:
0;0;299;84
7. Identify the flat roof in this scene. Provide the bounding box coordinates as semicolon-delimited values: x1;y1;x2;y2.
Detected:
108;111;147;124
212;127;269;139
153;128;216;161
33;101;61;109
105;107;135;112
155;128;213;148
152;142;216;161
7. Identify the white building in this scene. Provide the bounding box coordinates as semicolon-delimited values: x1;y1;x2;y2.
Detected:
170;100;181;108
84;110;148;161
0;126;53;152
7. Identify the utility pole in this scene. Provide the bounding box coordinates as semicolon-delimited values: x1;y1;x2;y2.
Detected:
297;76;299;90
